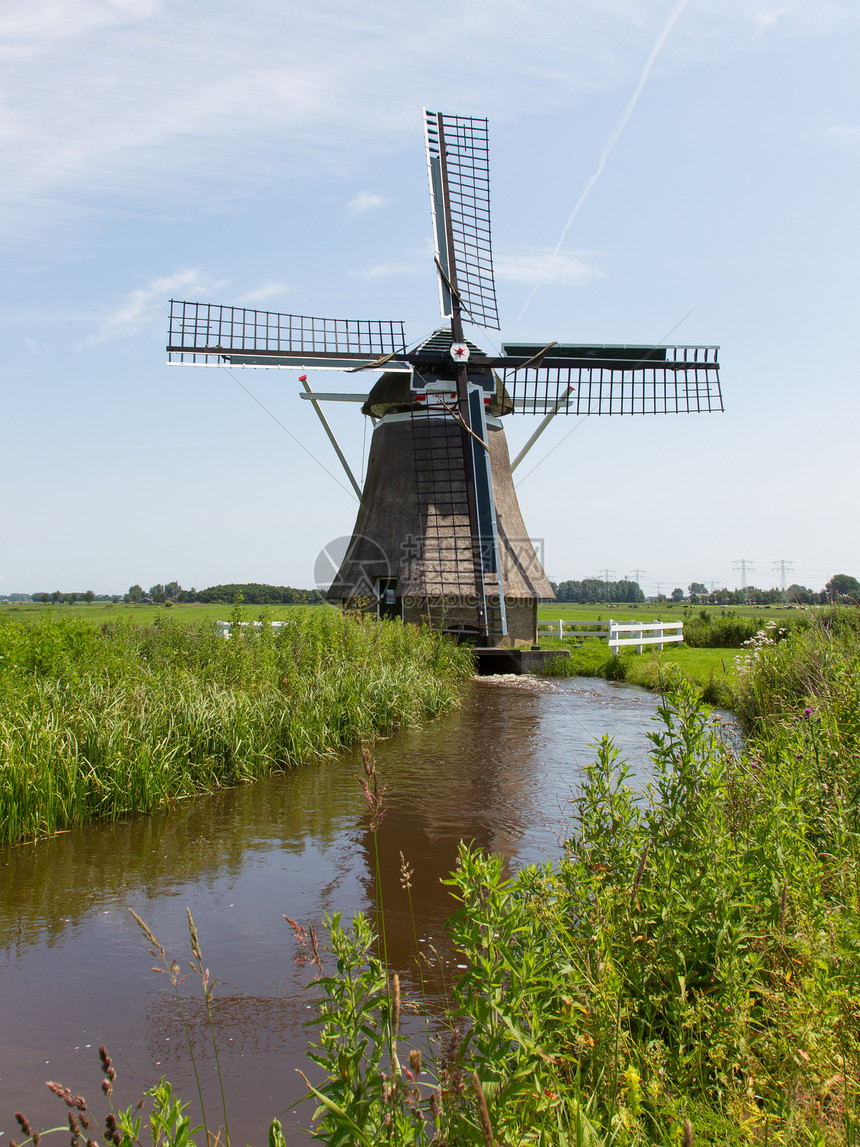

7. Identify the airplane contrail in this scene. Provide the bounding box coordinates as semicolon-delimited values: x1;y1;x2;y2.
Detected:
516;0;689;323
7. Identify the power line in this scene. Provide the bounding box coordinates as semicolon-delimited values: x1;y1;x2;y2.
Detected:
772;559;794;591
733;558;755;588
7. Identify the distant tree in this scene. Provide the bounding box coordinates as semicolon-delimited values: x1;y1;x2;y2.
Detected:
740;585;762;604
196;582;326;605
84;590;95;604
671;587;685;602
164;581;182;600
825;574;860;601
786;583;816;605
125;584;145;603
616;579;645;603
760;587;785;604
689;582;707;597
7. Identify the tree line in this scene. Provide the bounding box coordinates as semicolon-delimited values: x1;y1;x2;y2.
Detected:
546;574;860;605
680;574;859;605
550;578;645;603
7;574;859;608
10;582;327;606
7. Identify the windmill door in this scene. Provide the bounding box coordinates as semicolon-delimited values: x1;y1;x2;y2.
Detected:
376;577;401;621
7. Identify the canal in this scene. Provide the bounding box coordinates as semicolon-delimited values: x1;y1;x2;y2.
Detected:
1;675;678;1144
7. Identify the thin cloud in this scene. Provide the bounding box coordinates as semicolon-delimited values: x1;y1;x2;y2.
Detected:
350;259;424;280
347;191;385;214
496;252;603;287
751;5;794;30
87;268;226;345
823;124;860;147
4;0;859;244
235;281;291;304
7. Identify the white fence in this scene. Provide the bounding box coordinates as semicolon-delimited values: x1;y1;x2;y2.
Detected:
536;618;683;654
215;620;288;638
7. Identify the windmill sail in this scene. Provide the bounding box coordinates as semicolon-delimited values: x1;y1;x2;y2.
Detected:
166;299;409;371
495;344;723;415
424;110;499;330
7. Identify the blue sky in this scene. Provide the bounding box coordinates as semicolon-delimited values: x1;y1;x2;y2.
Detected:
2;0;858;598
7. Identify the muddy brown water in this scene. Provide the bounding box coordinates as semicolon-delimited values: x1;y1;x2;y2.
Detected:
0;676;701;1144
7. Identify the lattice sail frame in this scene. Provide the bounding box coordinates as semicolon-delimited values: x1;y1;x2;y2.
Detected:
499;346;722;415
166;300;407;368
424;110;500;330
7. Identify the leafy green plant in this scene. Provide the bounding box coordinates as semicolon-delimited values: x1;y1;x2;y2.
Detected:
296;672;860;1145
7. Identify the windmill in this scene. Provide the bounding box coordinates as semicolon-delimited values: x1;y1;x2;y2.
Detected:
166;110;722;648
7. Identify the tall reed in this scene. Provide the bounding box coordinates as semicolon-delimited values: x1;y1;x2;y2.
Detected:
0;612;471;845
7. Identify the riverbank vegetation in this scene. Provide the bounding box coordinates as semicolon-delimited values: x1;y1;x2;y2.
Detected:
0;610;471;846
538;609;857;710
7;617;860;1144
297;615;860;1144
539;638;742;708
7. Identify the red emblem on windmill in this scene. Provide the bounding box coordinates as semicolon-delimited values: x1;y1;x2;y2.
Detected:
449;342;470;362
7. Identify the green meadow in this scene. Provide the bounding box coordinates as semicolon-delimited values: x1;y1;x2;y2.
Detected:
0;600;317;624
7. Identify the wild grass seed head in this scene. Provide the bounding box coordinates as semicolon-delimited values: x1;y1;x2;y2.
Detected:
46;1083;87;1111
283;915;308;945
360;748;386;831
472;1071;496;1147
309;923;323;974
14;1113;35;1142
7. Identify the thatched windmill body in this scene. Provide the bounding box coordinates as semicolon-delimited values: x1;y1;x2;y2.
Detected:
167;111;722;647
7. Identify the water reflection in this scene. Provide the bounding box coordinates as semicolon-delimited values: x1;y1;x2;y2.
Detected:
0;676;670;1145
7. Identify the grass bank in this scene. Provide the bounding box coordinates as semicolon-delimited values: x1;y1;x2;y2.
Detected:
536;611;850;710
0;610;471;846
539;637;744;709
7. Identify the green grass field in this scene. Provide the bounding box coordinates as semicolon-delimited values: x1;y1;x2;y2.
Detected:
537;637;742;705
0;600;320;624
2;598;814;627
